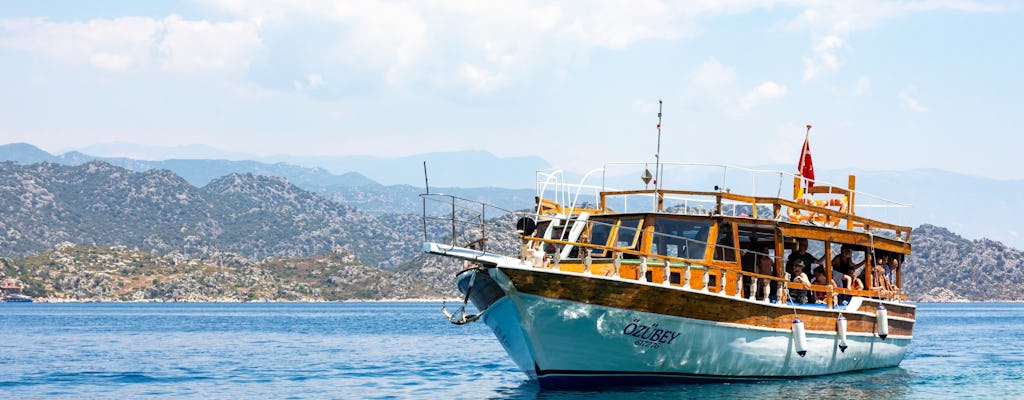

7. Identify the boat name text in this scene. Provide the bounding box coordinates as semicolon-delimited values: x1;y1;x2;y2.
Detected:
623;319;681;348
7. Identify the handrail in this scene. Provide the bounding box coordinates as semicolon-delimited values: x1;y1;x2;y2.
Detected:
548;162;912;230
589;188;912;241
420;193;519;248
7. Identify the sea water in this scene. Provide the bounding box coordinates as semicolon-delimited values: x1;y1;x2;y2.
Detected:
1;302;1021;399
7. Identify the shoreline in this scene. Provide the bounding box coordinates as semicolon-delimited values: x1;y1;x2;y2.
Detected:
25;297;451;303
13;298;1024;304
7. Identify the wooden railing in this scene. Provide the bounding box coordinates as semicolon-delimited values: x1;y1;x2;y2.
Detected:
598;189;912;242
522;235;904;308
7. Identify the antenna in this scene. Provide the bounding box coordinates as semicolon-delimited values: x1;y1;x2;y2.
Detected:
656;99;663;189
423;161;430;194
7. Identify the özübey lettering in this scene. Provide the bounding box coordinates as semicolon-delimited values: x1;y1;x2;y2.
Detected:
622;319;681;348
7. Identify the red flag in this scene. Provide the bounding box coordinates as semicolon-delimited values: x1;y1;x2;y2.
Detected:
798;125;814;188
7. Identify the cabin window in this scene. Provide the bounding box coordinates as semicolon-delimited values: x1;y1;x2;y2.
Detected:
651;218;711;260
588;217;615;249
615;218;643;248
713;222;736;262
738;224;776;274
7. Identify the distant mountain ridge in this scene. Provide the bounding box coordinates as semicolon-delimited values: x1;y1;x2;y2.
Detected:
0;143;537;215
72;142;551;188
0;142;379;189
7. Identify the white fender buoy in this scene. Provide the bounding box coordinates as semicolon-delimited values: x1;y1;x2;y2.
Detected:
793;317;808;357
837;314;849;353
877;304;889;340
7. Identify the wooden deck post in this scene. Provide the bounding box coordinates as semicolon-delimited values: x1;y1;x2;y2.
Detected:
846;175;856;230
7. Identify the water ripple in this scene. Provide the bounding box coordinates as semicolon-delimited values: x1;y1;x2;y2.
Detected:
2;302;1023;399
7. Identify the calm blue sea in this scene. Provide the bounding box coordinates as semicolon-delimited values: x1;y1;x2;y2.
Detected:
1;302;1021;399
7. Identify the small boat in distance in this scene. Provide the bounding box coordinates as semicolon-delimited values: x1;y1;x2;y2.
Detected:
421;125;913;389
2;277;34;302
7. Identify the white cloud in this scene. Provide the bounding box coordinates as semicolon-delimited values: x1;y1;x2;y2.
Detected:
202;1;769;92
802;34;847;82
158;15;262;71
899;86;927;112
691;59;738;108
691;59;790;113
1;0;999;93
740;81;789;110
0;15;262;72
854;76;871;95
293;73;325;91
0;17;160;70
460;63;505;92
789;1;997;84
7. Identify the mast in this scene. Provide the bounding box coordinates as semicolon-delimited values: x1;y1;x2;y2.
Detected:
655;100;663;190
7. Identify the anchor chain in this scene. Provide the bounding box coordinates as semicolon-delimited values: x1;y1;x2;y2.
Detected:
441;265;486;325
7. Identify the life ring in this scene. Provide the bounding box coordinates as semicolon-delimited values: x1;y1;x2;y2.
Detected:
787;196;848;226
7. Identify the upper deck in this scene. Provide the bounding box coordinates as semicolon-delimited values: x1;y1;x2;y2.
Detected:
533;162;911;245
421;162;912;307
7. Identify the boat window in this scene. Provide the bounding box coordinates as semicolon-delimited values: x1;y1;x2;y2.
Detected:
713;222;736;262
651;218;711;259
738;224;776;274
588;217;616;252
616;218;643;248
534;220;550;238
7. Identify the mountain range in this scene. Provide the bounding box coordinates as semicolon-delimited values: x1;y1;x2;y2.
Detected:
4;142;1021;250
0;154;1020;301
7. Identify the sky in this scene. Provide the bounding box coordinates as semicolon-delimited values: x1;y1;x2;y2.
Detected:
0;1;1021;180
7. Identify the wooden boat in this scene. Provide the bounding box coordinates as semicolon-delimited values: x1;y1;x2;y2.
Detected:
422;161;913;389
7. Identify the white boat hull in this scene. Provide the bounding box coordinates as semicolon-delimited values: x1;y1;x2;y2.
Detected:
471;268;910;388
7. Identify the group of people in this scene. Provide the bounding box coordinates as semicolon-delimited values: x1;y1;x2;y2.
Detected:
750;238;901;305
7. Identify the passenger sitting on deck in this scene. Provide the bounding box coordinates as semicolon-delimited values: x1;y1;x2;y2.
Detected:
788;259;813;304
812;267;834;304
870;264;894;294
831;244;865;276
888;257;901;291
787;238;822;271
845;269;864;291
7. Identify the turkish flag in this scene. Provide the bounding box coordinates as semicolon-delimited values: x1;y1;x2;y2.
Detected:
798;126;814;188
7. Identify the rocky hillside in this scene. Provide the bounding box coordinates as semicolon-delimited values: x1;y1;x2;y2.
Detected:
3;220;1023;302
1;244;436;301
0;161;437;267
904;224;1024;301
1;157;1023;302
